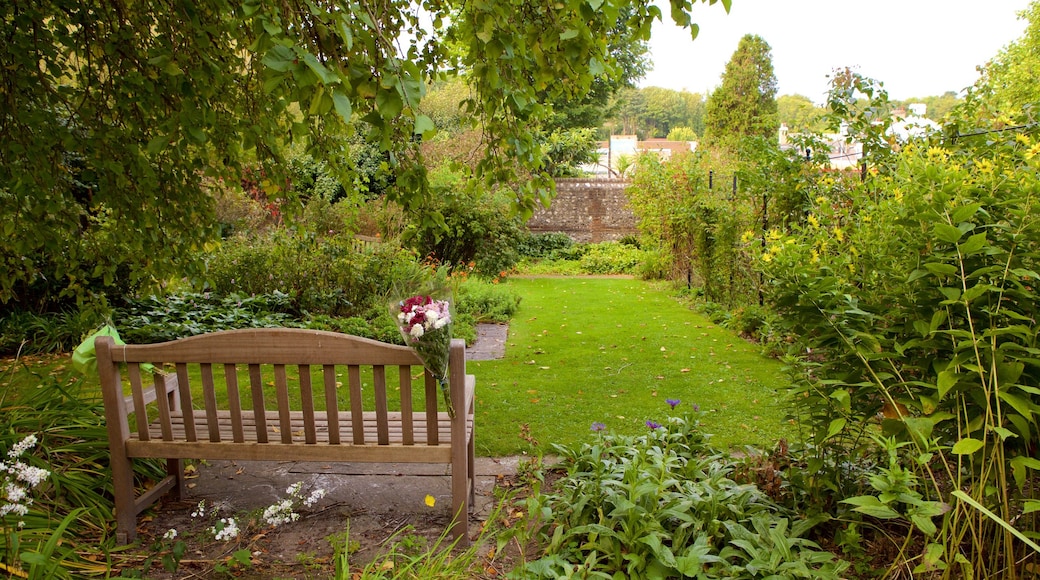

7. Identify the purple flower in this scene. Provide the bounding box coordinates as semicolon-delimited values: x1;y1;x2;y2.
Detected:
591;422;607;432
666;398;681;409
692;404;701;412
646;420;662;430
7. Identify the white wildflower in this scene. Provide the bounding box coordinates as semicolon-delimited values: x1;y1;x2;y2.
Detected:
16;465;49;487
8;435;37;459
191;500;207;519
163;528;178;540
304;488;326;508
262;499;299;527
212;517;239;541
6;483;26;503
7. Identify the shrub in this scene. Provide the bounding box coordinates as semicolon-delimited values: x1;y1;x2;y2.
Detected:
577;241;645;274
517;232;574;259
404;167;525;277
205;229;419;318
455;280;522;323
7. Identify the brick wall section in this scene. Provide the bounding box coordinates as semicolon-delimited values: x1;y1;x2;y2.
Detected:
526;178;638;243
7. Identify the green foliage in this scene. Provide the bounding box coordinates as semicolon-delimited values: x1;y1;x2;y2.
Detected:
822;70;897;171
0;309;106;356
777;94;826;133
404;168;526;277
666;126;698;141
704;34;779;146
516;240;648;276
541;128;599;177
517;232;575;258
576;241;645;274
515;408;847;578
965;1;1040;120
2;0;734;311
0;373;166;577
116;292;298;344
756;103;1040;577
611;86;706;139
206;228;420;317
455;280;522;323
626;151;756;303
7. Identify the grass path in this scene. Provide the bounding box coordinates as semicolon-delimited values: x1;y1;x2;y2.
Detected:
471;277;797;455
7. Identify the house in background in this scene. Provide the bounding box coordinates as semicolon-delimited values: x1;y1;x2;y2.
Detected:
582;135;697;177
779;103;940;169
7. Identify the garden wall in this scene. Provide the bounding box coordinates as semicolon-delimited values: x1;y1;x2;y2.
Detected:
527;178;638;242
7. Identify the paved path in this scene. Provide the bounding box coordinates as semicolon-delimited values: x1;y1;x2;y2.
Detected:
466;323;508;361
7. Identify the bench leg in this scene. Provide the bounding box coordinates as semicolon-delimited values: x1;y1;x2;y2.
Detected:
468;432;476;506
111;448;138;544
167;458;185;501
450;446;469;546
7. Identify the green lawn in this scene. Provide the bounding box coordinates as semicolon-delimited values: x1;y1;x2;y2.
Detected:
470;277;797;455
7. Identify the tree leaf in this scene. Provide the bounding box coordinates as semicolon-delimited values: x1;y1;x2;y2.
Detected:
952;437;985;455
933;223;964;244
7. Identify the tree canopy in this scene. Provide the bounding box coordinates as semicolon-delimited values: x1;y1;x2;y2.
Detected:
0;0;731;308
703;33;778;145
967;1;1040;120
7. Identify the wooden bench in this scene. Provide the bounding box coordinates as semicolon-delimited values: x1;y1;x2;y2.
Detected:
95;328;475;545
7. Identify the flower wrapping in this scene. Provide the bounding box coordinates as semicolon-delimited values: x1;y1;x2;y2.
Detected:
394;294;455;418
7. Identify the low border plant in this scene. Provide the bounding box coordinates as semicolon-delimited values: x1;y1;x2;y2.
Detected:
513;400;848;578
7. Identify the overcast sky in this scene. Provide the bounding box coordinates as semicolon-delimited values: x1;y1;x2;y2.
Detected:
641;0;1033;103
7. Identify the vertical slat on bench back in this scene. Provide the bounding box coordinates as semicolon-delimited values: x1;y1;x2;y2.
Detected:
323;365;340;444
200;363;221;442
248;364;268;443
152;369;174;441
225;363;245;443
400;367;414;445
348;365;364;444
300;365;317;445
374;365;389;445
274;364;292;444
425;373;439;445
175;363;197;442
127;363;150;441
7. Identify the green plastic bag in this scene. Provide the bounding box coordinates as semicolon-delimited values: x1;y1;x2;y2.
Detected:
71;324;125;377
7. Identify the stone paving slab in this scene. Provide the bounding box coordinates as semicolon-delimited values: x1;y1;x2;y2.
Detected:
467;323;508;361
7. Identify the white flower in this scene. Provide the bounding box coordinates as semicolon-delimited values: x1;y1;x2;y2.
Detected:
163;528;178;540
6;483;26;503
304;488;326;508
409;324;425;339
262;499;299;526
191;500;207;518
8;435;37;459
16;465;49;487
426;310;440;326
212;517;239;541
286;482;303;497
434;317;449;330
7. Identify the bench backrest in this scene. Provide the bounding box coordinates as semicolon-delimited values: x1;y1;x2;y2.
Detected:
95;328;465;447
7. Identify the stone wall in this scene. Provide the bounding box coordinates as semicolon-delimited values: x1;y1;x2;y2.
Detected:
527;178;638;243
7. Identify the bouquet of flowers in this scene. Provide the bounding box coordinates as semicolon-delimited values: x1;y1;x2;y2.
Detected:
394;294;456;418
